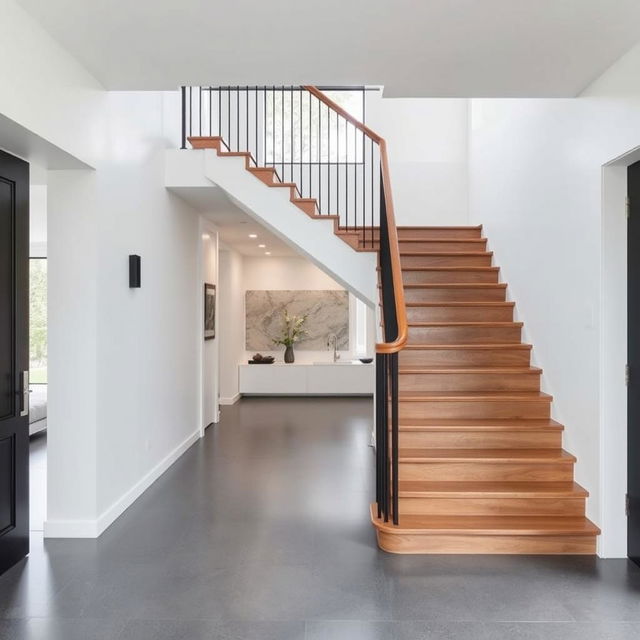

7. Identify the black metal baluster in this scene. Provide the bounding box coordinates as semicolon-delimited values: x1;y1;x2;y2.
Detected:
198;87;202;136
346;121;349;230
354;124;357;236
189;86;193;140
391;351;399;525
281;86;284;181
308;89;311;200
272;86;275;170
208;87;212;137
328;106;331;216
290;86;293;184
227;88;231;148
263;88;266;166
218;89;221;138
336;114;339;223
317;97;321;214
245;86;249;157
375;351;384;518
299;88;303;196
236;86;239;151
180;87;186;149
370;139;374;248
362;91;366;238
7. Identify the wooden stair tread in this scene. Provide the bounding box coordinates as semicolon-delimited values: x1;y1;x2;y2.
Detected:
406;302;515;307
401;251;492;257
398;481;588;498
399;366;541;374
398;418;563;431
408;321;522;327
404;343;532;350
401;283;507;289
397;238;487;243
370;507;600;536
399;266;499;272
398;391;552;401
398;448;576;462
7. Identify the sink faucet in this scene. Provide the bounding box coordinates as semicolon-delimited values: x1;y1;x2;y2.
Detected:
327;333;340;362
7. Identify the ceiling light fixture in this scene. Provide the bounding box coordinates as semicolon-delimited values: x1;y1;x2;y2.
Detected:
202;233;210;240
258;244;266;248
248;233;258;238
265;251;271;255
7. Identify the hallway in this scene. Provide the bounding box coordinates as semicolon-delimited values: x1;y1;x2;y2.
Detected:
0;397;639;639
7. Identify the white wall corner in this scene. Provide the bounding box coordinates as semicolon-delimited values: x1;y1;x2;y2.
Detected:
44;430;200;538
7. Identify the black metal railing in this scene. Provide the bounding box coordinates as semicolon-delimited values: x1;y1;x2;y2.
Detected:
181;86;380;244
182;85;406;525
376;181;400;524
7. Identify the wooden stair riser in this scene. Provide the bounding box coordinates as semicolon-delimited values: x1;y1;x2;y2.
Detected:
399;461;574;482
370;227;483;240
399;430;561;449
363;240;489;252
398;398;550;420
399;346;531;367
402;269;499;284
398;496;586;517
404;286;506;303
375;531;597;555
408;324;522;345
401;254;492;268
399;370;540;392
292;199;317;216
248;167;278;185
406;304;514;322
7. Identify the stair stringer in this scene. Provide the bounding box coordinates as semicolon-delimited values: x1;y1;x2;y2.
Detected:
165;149;377;306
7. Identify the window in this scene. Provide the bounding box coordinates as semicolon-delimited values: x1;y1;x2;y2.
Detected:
265;88;366;164
29;258;47;384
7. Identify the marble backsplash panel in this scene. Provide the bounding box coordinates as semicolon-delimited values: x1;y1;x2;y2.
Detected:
246;290;349;351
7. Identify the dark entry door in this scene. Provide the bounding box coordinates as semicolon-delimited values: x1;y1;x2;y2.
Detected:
0;150;29;575
628;160;640;566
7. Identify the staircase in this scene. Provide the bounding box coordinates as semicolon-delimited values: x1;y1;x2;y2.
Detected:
368;224;599;553
183;85;600;554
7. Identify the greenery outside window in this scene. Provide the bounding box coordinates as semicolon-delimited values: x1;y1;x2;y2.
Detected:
29;258;47;384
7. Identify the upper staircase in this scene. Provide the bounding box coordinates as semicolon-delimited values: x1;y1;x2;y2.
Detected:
182;85;599;554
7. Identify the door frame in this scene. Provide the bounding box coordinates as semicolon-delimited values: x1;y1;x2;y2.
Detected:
601;146;640;558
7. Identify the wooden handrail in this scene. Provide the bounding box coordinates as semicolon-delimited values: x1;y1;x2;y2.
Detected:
303;86;407;354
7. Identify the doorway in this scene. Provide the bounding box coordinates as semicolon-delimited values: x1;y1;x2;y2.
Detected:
628;160;640;566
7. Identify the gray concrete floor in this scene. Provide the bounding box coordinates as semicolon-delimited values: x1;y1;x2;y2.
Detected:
1;396;640;639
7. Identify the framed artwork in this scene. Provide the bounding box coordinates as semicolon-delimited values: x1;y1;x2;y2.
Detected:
204;283;216;340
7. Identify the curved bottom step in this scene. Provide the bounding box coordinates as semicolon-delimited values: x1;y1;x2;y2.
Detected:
370;505;599;554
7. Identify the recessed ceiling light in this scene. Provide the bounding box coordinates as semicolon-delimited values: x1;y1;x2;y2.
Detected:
258;244;266;248
265;251;271;255
248;233;258;238
202;233;210;240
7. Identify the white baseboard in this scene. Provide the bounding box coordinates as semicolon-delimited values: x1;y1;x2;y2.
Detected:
219;393;241;405
44;430;200;539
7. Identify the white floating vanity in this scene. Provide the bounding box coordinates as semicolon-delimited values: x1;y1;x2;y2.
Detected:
238;361;374;396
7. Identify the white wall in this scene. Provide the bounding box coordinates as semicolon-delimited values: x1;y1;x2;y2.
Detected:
468;42;640;557
0;0;105;167
219;247;245;405
367;93;469;226
200;223;219;427
29;184;47;257
46;92;202;537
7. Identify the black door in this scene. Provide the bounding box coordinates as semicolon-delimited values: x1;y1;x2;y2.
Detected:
0;150;29;575
628;160;640;566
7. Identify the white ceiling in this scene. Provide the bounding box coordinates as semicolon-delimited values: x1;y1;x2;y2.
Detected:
168;186;296;257
16;0;640;97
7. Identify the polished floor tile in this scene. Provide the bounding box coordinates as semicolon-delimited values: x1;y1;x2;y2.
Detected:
0;397;639;639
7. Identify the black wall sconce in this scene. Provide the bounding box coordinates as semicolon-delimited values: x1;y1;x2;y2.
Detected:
129;254;141;288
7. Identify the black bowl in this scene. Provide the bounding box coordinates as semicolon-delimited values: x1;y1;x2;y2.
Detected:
359;357;373;364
